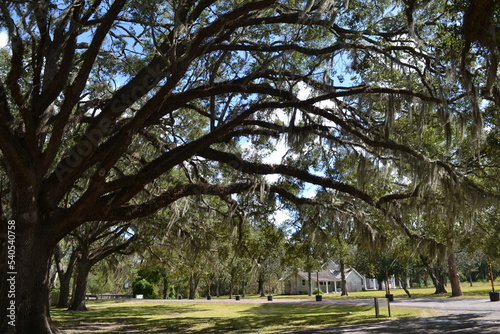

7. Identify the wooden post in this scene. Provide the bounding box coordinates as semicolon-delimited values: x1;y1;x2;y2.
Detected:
374;297;391;318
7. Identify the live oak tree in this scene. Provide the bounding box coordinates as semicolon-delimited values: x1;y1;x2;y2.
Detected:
67;221;136;311
285;205;336;296
0;0;499;333
137;193;244;299
244;213;286;297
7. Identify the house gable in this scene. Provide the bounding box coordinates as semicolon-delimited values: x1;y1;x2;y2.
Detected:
284;261;366;294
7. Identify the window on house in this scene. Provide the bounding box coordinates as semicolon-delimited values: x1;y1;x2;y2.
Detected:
301;280;306;286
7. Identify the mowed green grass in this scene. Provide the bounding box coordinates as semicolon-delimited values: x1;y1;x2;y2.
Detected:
52;300;434;333
52;282;496;333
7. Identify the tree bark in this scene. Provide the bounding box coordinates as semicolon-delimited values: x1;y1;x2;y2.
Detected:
400;277;412;298
188;272;199;299
448;250;463;297
54;244;79;308
161;273;168;299
316;271;320;294
57;267;74;309
307;271;312;296
68;223;136;309
421;256;448;294
1;221;58;334
257;272;265;297
340;259;348;296
69;260;91;311
430;267;448;294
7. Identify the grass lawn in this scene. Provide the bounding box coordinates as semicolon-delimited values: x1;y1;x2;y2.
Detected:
52;282;496;333
52;300;435;333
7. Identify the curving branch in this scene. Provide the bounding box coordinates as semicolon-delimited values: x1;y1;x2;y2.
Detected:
90;181;255;221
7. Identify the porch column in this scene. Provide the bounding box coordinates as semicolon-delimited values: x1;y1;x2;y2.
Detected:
326;281;329;293
333;281;337;292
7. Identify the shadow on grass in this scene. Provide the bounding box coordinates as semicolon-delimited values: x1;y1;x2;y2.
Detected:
284;312;500;334
52;303;210;333
53;302;382;333
127;305;376;333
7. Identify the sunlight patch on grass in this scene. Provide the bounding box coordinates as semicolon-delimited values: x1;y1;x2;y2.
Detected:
52;300;436;333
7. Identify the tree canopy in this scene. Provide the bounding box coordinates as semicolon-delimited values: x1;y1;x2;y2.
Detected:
0;0;499;333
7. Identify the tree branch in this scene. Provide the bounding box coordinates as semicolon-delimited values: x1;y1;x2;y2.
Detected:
199;147;378;207
90;182;254;221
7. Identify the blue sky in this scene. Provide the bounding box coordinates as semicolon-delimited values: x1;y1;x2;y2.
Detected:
0;30;7;48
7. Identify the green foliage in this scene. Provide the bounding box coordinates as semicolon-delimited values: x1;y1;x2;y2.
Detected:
132;279;157;299
168;285;177;299
137;269;162;285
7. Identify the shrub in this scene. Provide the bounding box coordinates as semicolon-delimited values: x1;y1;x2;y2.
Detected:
168;285;176;299
132;278;157;299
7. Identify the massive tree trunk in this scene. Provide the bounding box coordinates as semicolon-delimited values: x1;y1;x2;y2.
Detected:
1;219;58;334
448;250;463;297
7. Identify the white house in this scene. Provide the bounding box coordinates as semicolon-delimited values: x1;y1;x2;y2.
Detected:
364;276;398;290
284;262;366;294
